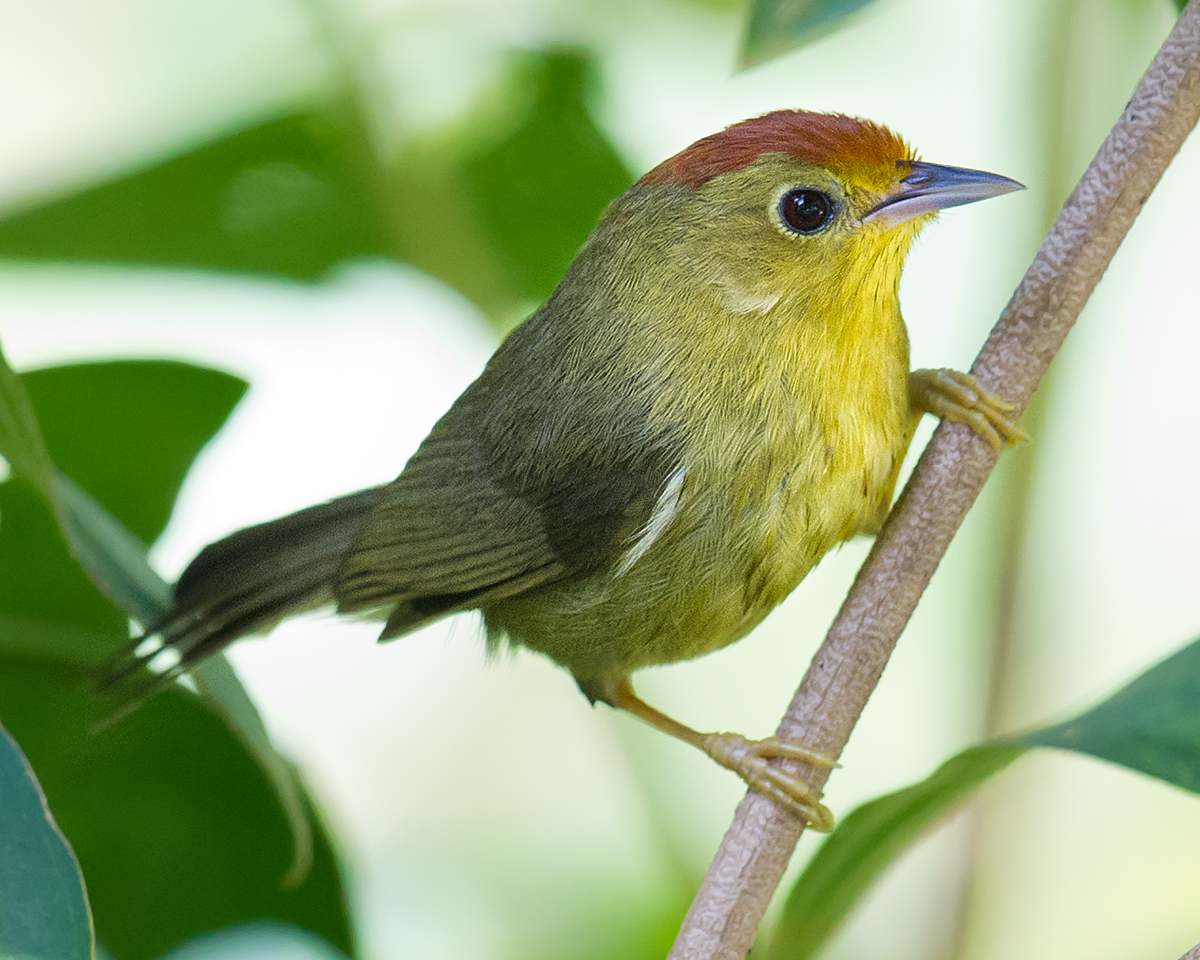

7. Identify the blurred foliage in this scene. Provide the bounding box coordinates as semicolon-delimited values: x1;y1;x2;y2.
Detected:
770;745;1022;960
0;48;630;332
392;47;633;326
772;633;1200;960
0;114;392;281
0;355;353;958
462;50;633;305
517;882;693;960
741;0;1183;71
188;655;317;891
740;0;881;68
0;659;350;960
0;719;94;960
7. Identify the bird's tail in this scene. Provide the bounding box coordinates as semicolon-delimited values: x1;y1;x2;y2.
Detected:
100;486;382;704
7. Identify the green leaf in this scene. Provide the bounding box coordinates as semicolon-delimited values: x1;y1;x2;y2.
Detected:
0;359;246;640
1027;636;1200;792
0;55;633;327
0;112;391;281
0;614;118;666
463;50;633;306
0;659;353;960
740;0;882;68
0;479;126;639
772;633;1200;960
769;744;1025;960
23;361;247;544
191;657;314;889
0;353;319;907
0;719;94;960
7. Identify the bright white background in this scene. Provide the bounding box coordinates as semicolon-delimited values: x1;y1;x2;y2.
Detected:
1;0;1199;957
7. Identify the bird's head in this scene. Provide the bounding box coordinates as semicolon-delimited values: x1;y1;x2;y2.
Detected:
624;110;1022;320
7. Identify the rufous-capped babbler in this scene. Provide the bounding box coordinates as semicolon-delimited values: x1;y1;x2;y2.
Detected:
104;110;1025;830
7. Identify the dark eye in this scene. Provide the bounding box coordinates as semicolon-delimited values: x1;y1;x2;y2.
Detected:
779;189;834;234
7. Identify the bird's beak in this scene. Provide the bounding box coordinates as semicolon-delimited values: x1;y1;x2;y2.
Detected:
862;161;1024;229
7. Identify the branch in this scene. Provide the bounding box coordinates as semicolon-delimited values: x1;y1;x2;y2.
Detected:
669;3;1200;957
1180;942;1200;960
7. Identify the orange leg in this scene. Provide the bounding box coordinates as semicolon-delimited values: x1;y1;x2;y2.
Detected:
603;678;836;831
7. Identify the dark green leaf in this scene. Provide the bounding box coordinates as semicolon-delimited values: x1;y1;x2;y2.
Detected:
0;479;127;638
0;614;118;666
23;361;247;544
191;657;314;889
463;50;633;305
1027;636;1200;792
0;719;94;960
0;354;323;914
740;0;882;68
0;658;353;960
0;361;245;641
1176;0;1188;14
46;477;318;891
0;112;391;281
769;744;1024;960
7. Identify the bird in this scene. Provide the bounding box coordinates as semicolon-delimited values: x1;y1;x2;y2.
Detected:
104;110;1024;829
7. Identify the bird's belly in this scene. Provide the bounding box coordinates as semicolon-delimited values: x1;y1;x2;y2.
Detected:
488;426;907;686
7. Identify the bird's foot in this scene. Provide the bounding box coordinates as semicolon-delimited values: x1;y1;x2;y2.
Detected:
909;368;1027;450
702;733;836;831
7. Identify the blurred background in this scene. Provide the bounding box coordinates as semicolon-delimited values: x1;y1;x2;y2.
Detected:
1;0;1199;957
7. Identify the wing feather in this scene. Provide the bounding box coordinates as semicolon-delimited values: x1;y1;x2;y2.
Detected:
333;310;684;634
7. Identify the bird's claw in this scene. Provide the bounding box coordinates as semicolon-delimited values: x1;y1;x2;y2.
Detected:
702;732;836;831
910;368;1028;450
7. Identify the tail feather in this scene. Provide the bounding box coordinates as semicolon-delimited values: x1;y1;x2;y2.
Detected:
100;487;382;701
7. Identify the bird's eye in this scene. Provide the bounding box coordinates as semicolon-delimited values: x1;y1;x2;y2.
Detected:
779;189;834;234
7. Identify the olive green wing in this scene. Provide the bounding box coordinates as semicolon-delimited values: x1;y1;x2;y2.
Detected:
333;414;569;638
333;372;680;641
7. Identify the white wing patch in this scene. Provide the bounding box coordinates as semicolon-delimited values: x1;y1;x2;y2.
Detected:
616;465;686;576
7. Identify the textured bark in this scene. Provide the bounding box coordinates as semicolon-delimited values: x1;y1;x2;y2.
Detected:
669;3;1200;957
